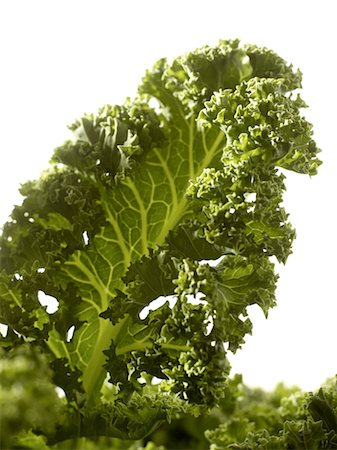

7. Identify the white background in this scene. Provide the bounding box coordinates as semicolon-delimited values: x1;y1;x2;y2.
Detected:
0;0;336;391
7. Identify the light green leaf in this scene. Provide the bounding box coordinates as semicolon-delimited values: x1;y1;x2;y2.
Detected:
0;39;321;443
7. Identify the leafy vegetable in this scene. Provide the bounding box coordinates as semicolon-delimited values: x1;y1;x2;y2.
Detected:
0;345;62;449
0;39;320;448
205;375;337;450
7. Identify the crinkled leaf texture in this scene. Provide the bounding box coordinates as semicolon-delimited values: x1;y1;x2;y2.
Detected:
0;39;320;446
205;376;337;450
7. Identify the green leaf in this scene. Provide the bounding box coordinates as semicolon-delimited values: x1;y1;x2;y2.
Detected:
0;39;321;444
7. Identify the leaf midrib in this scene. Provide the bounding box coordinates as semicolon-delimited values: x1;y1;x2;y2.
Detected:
80;121;225;403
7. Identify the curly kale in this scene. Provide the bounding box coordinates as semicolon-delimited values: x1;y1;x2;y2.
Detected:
0;39;320;448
